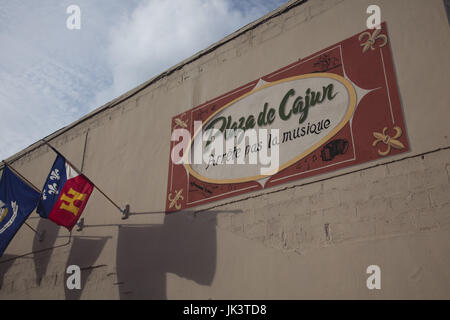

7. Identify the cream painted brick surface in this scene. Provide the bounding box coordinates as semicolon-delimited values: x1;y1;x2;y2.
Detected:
432;202;450;226
369;174;409;196
387;157;425;175
414;210;440;231
283;4;308;31
408;168;449;190
356;197;391;221
309;189;341;211
339;183;371;205
216;147;450;256
322;203;356;224
429;184;450;207
261;22;283;43
360;164;388;182
293;181;323;197
245;221;266;241
308;0;345;18
375;211;416;235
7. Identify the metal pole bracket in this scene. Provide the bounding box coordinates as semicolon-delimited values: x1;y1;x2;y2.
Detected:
121;204;130;220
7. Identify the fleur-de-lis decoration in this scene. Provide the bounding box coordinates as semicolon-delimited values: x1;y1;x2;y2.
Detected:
372;126;405;156
42;190;47;201
174;117;188;129
359;29;388;53
168;189;184;210
47;183;59;195
50;168;60;180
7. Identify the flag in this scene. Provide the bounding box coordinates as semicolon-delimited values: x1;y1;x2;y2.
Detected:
37;155;93;231
0;166;41;257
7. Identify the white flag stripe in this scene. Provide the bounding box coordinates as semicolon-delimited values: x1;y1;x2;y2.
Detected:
65;162;79;180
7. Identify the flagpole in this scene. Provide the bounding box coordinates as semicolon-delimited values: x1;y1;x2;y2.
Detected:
1;161;45;241
41;139;129;219
1;160;40;193
24;222;45;242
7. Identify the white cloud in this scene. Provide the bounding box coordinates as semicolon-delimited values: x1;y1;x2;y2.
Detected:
0;0;139;160
0;0;286;160
95;0;286;106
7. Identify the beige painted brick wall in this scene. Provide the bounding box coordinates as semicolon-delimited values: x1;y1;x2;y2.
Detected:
0;0;449;299
211;148;450;255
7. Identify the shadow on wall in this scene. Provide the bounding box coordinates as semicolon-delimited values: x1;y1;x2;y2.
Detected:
64;236;109;300
32;218;60;285
2;209;220;299
116;213;217;299
0;254;17;290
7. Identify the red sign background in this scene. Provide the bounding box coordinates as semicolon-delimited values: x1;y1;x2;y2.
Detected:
166;22;409;213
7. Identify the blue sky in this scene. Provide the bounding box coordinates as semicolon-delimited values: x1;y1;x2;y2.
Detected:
0;0;287;160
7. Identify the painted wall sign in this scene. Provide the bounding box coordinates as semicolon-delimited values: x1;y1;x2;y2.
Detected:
166;22;409;212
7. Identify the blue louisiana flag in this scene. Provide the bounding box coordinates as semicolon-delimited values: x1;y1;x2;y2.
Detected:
0;166;40;256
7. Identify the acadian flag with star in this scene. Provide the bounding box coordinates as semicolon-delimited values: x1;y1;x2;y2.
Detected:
37;155;93;231
0;166;41;257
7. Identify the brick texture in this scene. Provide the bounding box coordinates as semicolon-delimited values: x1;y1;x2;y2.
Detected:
216;148;450;254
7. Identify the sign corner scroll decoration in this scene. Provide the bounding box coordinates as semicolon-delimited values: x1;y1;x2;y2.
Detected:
359;28;388;53
168;189;184;210
372;126;405;156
